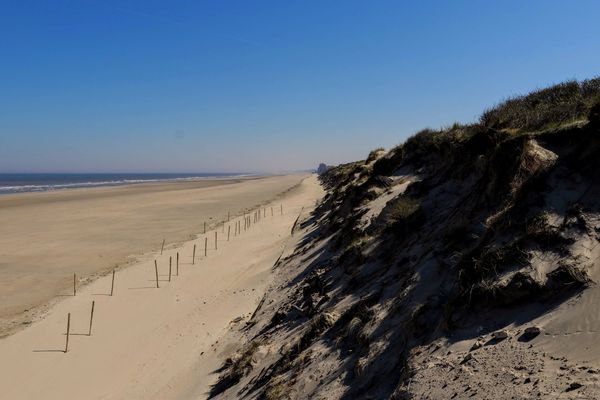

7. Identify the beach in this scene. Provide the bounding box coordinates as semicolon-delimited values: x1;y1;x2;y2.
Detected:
0;174;308;338
0;173;323;399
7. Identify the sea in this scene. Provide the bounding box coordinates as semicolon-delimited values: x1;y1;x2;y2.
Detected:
0;173;252;195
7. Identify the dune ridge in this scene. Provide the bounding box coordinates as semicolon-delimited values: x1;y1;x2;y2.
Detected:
209;79;600;399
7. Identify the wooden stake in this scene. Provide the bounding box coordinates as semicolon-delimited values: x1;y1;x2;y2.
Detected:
110;269;115;296
155;260;159;288
271;206;273;216
228;225;231;241
88;301;95;336
176;252;179;276
215;231;218;250
160;238;165;255
65;313;71;353
204;237;208;257
193;245;196;265
168;256;172;282
73;273;76;296
204;221;206;234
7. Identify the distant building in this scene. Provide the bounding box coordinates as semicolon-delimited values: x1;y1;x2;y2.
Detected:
316;163;331;175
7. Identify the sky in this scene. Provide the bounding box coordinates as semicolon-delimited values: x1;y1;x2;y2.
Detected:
1;0;599;173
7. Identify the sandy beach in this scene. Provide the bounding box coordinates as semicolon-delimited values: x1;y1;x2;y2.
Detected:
0;174;307;338
0;173;323;399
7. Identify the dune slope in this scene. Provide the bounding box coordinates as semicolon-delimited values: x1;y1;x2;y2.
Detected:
210;80;600;399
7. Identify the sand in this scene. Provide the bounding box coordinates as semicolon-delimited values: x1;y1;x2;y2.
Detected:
0;174;323;399
0;174;305;337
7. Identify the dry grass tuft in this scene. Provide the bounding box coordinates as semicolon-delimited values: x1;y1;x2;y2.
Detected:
264;375;290;400
225;341;261;384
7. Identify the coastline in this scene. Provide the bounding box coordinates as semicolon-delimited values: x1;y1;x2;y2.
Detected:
0;174;324;399
0;174;306;338
0;172;260;195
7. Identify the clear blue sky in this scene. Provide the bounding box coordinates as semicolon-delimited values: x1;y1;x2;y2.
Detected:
1;0;599;173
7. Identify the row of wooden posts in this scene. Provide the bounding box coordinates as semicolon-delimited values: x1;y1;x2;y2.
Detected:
60;204;284;353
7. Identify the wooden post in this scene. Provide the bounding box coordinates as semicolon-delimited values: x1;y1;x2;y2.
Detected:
160;238;165;255
110;269;115;296
204;237;208;257
192;245;196;265
73;273;76;296
65;313;71;353
228;225;231;241
204;221;206;234
88;301;95;336
215;231;218;250
154;260;159;288
271;206;273;216
264;208;266;218
176;252;179;276
168;256;172;282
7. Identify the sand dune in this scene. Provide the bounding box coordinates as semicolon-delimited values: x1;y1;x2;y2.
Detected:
0;174;323;399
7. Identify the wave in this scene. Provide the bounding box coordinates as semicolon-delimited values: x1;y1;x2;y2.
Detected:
0;174;257;194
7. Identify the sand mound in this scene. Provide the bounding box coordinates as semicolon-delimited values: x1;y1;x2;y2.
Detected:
210;106;600;398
